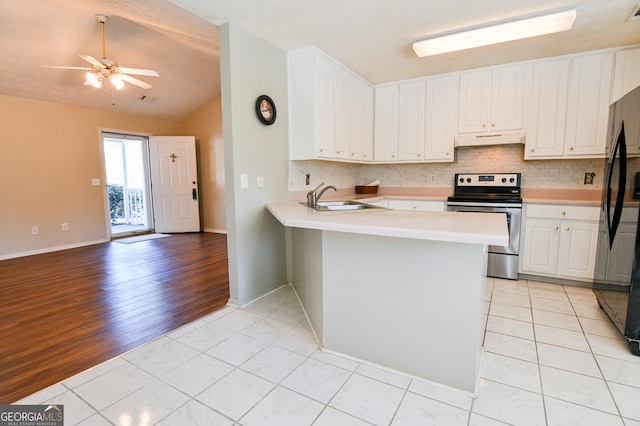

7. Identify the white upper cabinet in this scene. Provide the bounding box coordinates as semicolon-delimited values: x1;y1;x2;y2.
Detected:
315;54;336;158
564;52;613;158
525;59;570;159
425;74;457;162
612;47;640;103
458;64;528;134
349;77;374;162
374;85;400;161
398;81;426;161
289;47;374;162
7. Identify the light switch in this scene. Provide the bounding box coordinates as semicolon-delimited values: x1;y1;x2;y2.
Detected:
92;178;101;186
257;175;264;189
240;174;248;189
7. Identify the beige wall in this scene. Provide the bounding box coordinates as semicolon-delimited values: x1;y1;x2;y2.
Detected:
0;95;197;259
181;96;226;233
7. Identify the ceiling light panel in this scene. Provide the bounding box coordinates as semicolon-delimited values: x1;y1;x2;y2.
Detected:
413;9;577;58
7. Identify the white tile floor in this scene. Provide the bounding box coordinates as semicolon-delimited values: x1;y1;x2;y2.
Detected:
16;279;640;425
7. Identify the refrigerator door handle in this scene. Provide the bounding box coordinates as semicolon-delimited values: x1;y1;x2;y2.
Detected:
608;121;627;248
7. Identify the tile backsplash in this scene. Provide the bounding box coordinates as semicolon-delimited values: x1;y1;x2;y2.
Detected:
290;145;606;191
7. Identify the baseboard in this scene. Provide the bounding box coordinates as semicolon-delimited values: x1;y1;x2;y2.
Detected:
517;273;593;288
203;228;227;234
0;239;110;261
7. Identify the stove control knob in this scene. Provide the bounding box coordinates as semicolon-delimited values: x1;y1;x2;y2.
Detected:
459;177;464;183
510;177;515;183
501;178;507;183
466;178;471;183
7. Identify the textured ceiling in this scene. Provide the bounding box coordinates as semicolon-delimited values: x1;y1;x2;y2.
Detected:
1;0;639;121
0;0;219;121
171;0;640;84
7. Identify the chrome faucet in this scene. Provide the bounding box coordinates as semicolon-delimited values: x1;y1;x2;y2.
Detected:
306;182;338;208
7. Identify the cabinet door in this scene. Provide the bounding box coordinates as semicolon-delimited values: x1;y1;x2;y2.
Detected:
398;81;426;161
288;48;317;160
315;54;335;158
374;85;399;161
333;66;351;159
525;59;569;159
349;78;374;162
458;70;491;133
564;52;613;157
558;221;599;280
425;74;457;162
612;47;640;103
521;219;560;276
490;64;527;131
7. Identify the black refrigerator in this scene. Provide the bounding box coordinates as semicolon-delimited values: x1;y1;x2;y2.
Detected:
593;85;640;356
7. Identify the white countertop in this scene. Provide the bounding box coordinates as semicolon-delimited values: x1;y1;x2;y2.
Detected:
267;200;509;246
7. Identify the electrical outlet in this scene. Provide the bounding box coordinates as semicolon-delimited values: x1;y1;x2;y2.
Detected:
31;226;39;235
61;223;69;231
584;172;595;185
240;174;248;189
257;175;264;189
91;178;101;186
430;175;436;182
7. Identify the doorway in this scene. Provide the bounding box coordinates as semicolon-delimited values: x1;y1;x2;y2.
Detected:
102;132;153;237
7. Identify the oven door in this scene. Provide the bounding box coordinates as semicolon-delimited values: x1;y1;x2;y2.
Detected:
446;204;521;255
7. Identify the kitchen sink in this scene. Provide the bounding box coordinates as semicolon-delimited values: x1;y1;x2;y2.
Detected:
300;200;382;211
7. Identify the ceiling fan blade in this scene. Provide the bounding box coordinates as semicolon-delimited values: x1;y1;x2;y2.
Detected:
118;67;159;77
41;65;93;71
119;74;152;89
79;54;105;68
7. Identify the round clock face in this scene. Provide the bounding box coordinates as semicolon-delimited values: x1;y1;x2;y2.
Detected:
255;95;276;125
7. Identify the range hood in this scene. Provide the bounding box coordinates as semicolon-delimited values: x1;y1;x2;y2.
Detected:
454;132;525;147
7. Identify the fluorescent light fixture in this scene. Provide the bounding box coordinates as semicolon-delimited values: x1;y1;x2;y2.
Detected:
413;9;577;57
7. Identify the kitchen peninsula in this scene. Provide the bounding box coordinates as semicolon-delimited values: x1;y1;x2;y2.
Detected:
267;200;508;394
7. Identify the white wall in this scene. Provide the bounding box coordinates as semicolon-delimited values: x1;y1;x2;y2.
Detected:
289;144;607;191
220;23;290;306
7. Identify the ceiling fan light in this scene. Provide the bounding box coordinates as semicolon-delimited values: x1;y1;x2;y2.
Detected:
110;74;124;90
85;71;102;88
413;8;577;57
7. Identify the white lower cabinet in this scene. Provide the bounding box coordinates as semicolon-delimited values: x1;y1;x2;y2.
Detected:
520;204;599;281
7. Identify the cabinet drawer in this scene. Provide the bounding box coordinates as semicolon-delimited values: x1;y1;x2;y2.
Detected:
526;204;599;221
388;199;444;212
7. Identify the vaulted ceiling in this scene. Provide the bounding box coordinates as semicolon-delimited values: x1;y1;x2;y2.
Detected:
1;0;639;121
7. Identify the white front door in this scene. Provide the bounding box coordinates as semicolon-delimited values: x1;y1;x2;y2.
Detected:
149;136;200;233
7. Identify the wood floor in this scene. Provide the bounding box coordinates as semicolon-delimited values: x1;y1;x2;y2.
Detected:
0;233;229;404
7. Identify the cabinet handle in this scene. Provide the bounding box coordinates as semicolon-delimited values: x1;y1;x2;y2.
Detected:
417;153;421;157
336;150;341;154
566;227;570;231
319;148;324;152
530;148;535;152
363;154;368;158
482;124;487;128
446;152;450;156
569;146;574;151
554;226;559;230
561;211;566;216
392;154;396;158
491;123;495;127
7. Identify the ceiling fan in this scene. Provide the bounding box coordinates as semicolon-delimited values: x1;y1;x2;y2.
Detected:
43;14;159;90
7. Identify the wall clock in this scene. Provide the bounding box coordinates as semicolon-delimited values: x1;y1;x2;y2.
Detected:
255;95;276;125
